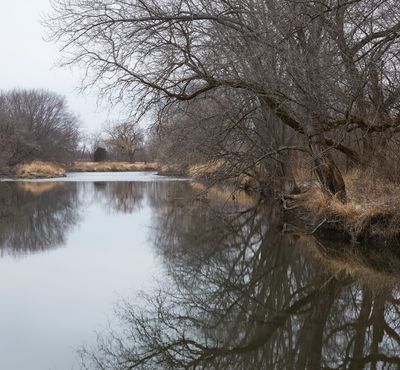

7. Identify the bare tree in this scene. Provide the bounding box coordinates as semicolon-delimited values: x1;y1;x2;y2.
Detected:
0;110;38;167
0;89;81;166
105;121;144;162
45;0;400;199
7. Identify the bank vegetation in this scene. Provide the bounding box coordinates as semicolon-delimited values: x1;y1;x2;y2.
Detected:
70;161;159;172
16;161;66;179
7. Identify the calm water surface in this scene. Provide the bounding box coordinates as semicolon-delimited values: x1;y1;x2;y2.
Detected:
0;172;399;369
0;173;185;370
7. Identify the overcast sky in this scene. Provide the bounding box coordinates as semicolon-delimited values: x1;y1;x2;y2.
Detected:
0;1;113;135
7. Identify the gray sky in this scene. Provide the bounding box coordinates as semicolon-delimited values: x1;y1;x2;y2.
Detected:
0;0;113;135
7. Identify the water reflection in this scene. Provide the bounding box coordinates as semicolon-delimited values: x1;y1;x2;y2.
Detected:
0;176;181;370
81;197;400;369
0;182;80;257
93;181;146;214
91;181;195;214
0;181;194;256
1;180;399;368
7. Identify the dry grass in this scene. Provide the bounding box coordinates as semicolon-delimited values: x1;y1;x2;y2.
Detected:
70;161;160;172
297;168;400;240
17;161;66;179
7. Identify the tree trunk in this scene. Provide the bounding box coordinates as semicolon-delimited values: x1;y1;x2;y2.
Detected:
308;133;346;201
128;150;136;163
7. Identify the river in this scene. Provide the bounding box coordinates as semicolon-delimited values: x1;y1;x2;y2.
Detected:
0;172;399;369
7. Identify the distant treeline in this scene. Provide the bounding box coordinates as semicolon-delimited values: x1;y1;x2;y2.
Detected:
0;89;80;168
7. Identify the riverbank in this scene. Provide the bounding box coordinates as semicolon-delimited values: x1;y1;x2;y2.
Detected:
9;160;400;244
5;161;161;180
69;161;159;172
16;161;66;179
156;161;400;244
283;169;400;244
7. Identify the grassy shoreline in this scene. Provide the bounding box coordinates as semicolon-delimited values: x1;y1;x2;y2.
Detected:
283;169;400;244
8;161;161;180
16;161;66;179
69;161;160;172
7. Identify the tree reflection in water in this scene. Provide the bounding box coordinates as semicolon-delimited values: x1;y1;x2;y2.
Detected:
93;182;145;214
0;181;192;257
80;190;400;370
92;181;189;215
0;182;80;257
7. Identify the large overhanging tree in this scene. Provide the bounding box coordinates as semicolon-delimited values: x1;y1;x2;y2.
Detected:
45;0;400;200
